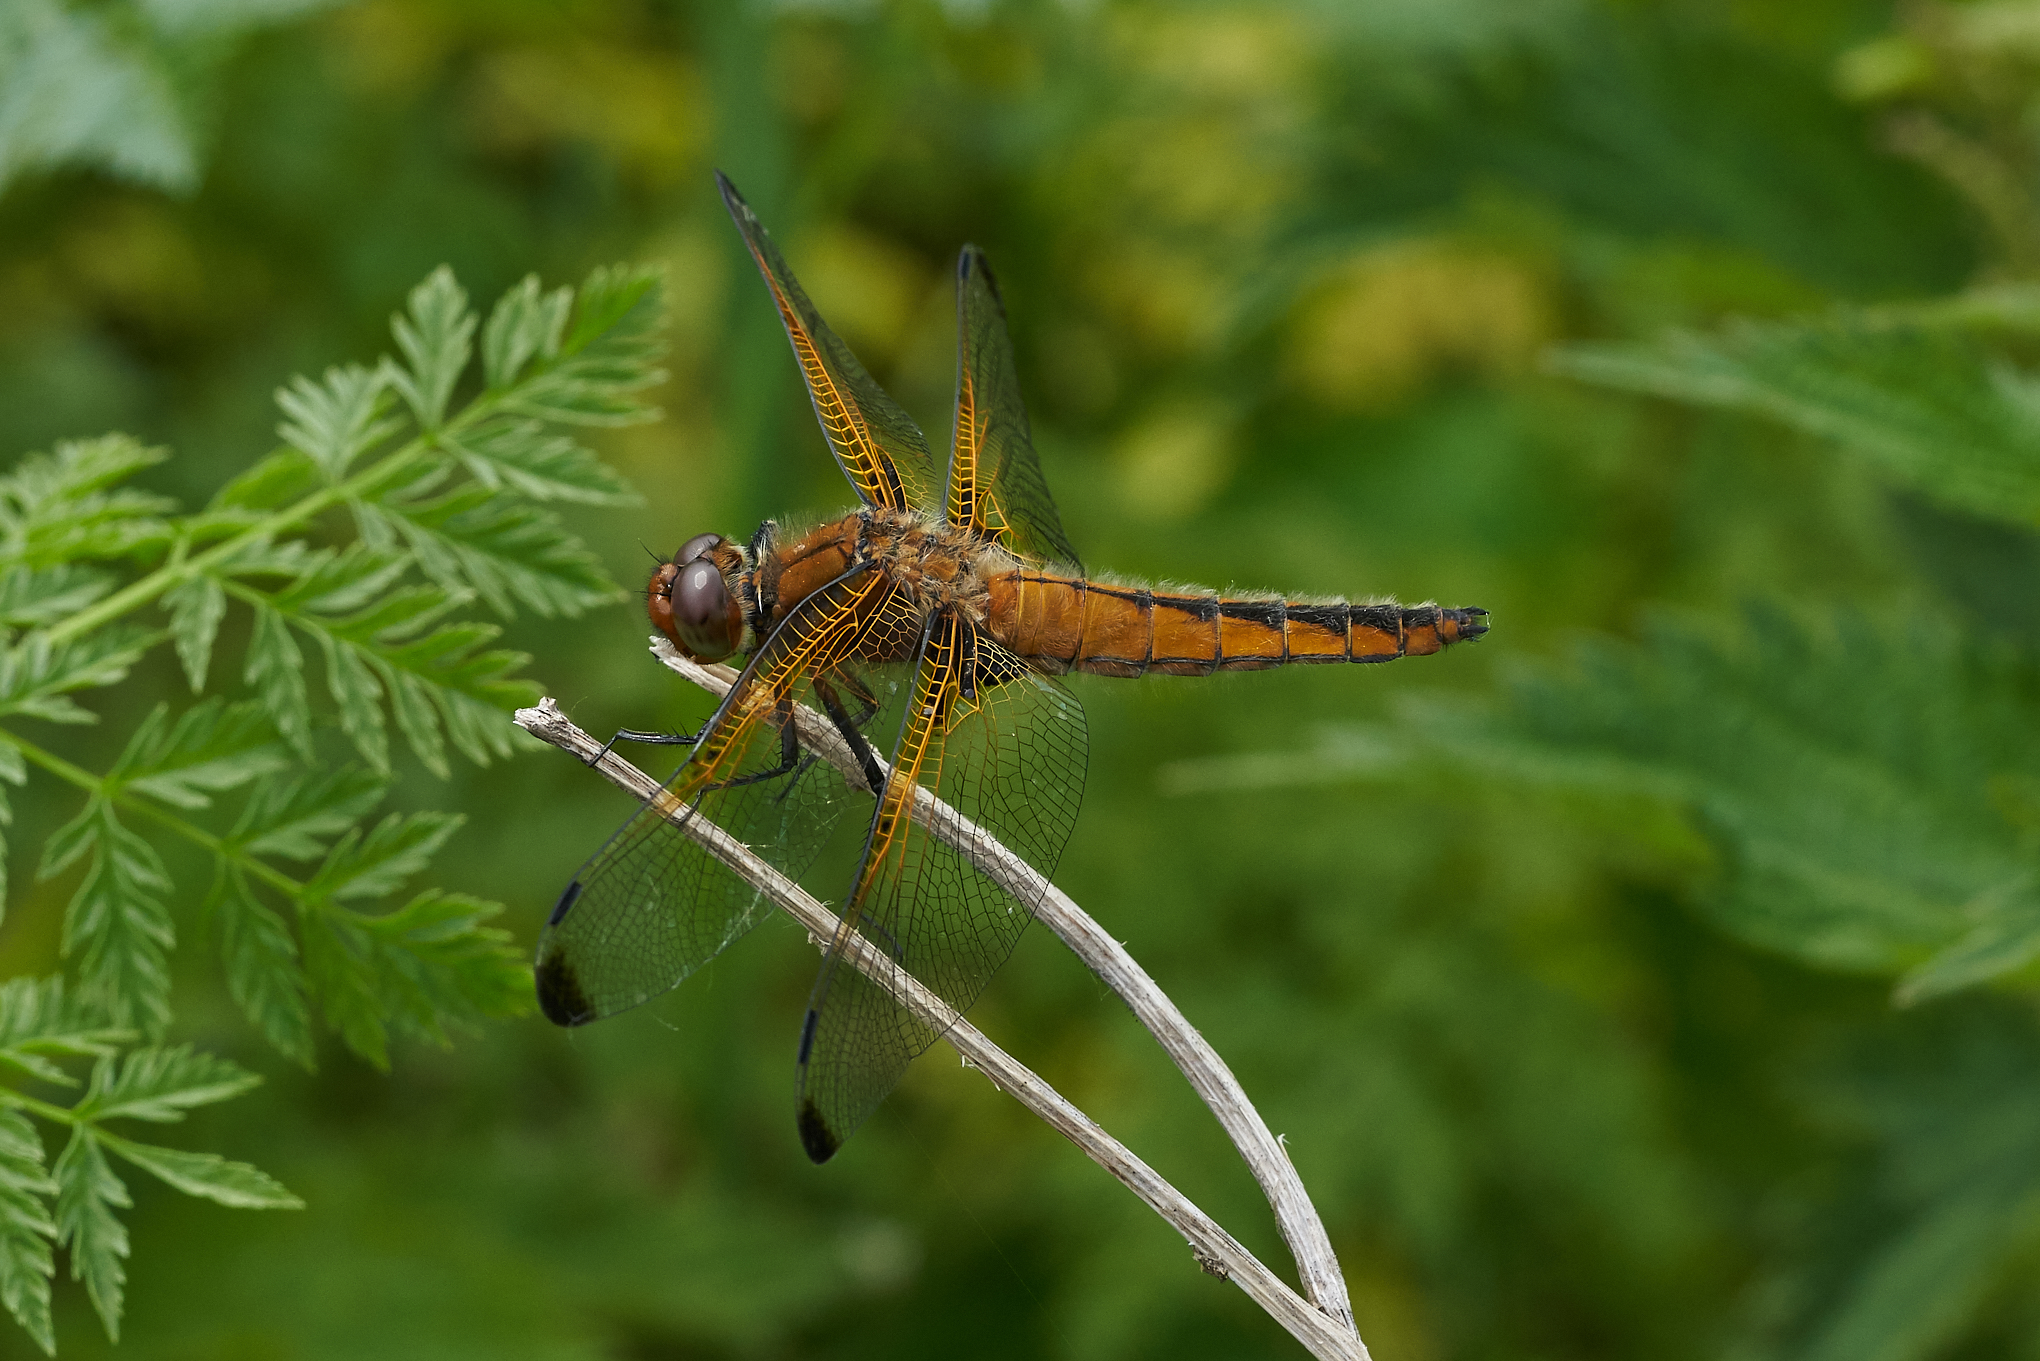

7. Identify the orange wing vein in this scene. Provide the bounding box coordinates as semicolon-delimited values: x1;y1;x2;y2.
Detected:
535;568;897;1026
947;247;1081;569
718;172;939;514
792;611;1088;1161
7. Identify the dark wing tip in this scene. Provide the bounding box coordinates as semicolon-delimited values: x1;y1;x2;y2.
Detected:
535;951;594;1027
797;1098;841;1164
714;170;755;223
958;245;1008;312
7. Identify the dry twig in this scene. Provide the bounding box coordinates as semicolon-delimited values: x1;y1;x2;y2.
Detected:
650;638;1357;1327
515;646;1367;1360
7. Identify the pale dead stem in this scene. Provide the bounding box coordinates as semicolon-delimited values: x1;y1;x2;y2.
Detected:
512;638;1368;1361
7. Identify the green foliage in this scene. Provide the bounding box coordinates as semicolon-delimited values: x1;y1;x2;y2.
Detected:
11;1;2040;1360
1396;608;2040;1002
0;261;662;1351
1552;295;2040;529
0;0;343;195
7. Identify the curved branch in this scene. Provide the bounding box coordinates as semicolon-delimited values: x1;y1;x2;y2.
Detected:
647;638;1358;1333
514;696;1363;1361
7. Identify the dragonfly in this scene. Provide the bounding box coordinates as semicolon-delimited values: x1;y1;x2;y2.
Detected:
538;172;1489;1164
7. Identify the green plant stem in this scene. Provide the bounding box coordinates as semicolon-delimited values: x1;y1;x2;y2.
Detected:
40;391;509;649
0;1089;84;1126
0;729;308;902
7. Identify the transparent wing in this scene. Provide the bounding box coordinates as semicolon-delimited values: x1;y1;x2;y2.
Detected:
794;611;1088;1162
536;569;903;1025
717;172;939;514
947;247;1082;571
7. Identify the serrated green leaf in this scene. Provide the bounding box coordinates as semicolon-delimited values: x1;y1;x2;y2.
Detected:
111;699;287;810
242;604;311;761
52;1129;126;1342
77;1045;259;1123
205;448;323;515
163;574;226;692
313;634;388;773
374;483;621;618
0;436;174;568
507;265;666;427
35;799;100;884
561;262;663;357
0;565;112;633
482;273;571;390
0;977;129;1086
0;0;195;194
212;535;321;581
297;908;389;1068
273;542;411;618
275;363;401;481
441;417;636;505
304;812;460;903
0;1111;54;1357
94;1133;301;1211
208;868;313;1068
1553;316;2040;528
299;889;528;1065
230;766;387;862
1435;606;2040;989
378;663;449;778
1754;1007;2040;1361
61;808;174;1039
0;744;18;916
0;628;153;725
249;569;539;772
359;890;531;1033
385;266;474;429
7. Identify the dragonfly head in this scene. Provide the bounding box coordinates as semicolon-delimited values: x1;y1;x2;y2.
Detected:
649;532;742;661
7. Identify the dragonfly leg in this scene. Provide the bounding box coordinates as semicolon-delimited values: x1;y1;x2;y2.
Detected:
706;694;803;792
815;677;885;795
589;725;702;767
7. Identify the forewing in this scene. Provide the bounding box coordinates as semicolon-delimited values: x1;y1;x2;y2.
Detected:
948;247;1082;570
794;613;1088;1161
536;569;899;1025
717;172;939;513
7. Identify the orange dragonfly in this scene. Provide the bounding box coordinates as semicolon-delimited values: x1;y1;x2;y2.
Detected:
538;173;1488;1163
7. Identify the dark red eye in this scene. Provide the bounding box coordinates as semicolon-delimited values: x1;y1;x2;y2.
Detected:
674;533;723;565
673;559;736;660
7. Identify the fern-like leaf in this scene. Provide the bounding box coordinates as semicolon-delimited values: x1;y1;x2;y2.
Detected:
361;483;620;619
106;700;286;810
0;436;174;569
76;1045;260;1124
0;1111;55;1356
275;364;402;482
1554;311;2040;528
93;1133;300;1210
206;867;313;1068
52;1130;126;1342
57;806;175;1038
0;566;113;634
384;267;475;429
0;629;153;726
1426;606;2040;1001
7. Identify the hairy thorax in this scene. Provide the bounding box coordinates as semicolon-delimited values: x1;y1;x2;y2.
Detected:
858;508;1005;626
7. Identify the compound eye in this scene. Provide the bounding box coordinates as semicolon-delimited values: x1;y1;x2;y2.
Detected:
673;559;736;660
674;533;724;565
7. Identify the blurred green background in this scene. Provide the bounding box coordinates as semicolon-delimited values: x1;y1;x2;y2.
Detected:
7;0;2038;1357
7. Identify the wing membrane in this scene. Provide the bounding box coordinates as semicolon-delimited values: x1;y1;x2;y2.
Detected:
948;248;1082;570
794;613;1088;1161
717;172;939;513
536;569;901;1025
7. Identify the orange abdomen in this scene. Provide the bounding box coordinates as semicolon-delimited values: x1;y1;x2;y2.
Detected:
984;572;1487;677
